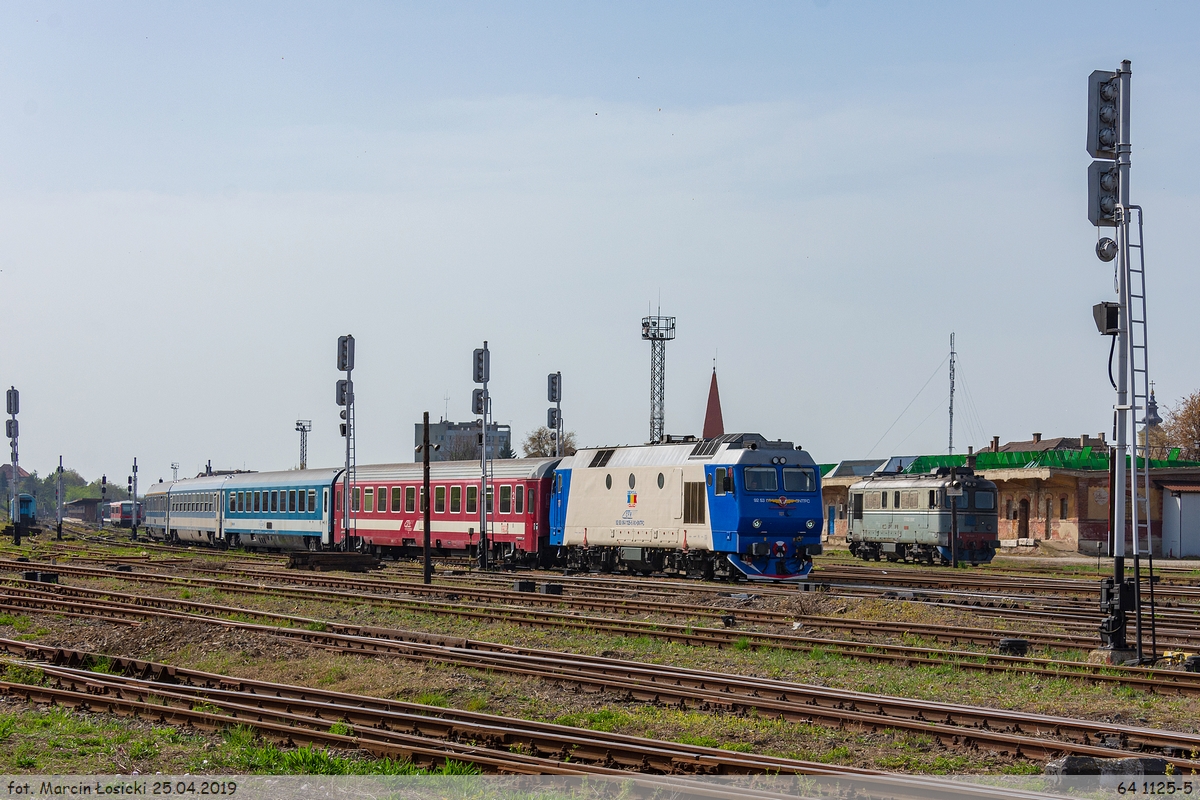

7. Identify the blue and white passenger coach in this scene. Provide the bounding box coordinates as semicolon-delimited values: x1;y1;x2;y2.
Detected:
550;433;823;580
144;468;341;549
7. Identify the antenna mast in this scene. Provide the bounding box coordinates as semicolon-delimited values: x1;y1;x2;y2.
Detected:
641;312;676;444
948;333;956;455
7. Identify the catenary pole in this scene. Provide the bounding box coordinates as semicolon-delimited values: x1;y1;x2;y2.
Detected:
423;411;432;585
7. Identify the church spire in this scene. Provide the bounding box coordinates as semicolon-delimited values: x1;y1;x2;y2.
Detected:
703;367;724;438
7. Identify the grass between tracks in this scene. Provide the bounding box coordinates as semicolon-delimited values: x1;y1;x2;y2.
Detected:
0;542;1198;774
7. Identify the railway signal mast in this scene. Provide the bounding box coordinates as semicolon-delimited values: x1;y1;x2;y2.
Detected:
336;335;356;552
6;387;19;544
1087;60;1157;663
641;314;676;444
472;343;491;570
547;372;563;457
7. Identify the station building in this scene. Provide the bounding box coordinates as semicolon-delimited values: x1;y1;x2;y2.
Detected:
820;434;1200;558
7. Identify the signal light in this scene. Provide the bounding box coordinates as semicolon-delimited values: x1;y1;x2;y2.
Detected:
472;388;485;416
336;335;355;372
1093;301;1119;335
4;419;15;439
1096;237;1118;262
340;423;348;437
1087;70;1120;160
547;407;559;428
472;347;489;384
5;388;16;415
335;379;351;407
1088;160;1119;227
547;372;561;403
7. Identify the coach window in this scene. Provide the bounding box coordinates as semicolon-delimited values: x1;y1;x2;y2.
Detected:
486;487;494;513
238;492;245;512
432;486;444;514
515;485;524;514
268;491;275;512
308;490;316;513
250;492;258;513
405;487;416;513
349;488;358;512
419;487;427;513
528;486;536;511
466;486;478;514
392;487;403;512
714;468;726;495
377;487;387;513
743;467;777;492
499;485;511;514
364;488;374;513
229;494;236;513
450;486;462;514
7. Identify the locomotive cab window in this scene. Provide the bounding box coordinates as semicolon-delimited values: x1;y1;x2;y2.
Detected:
783;468;816;493
973;490;995;510
881;491;887;509
893;491;901;509
852;493;864;519
744;467;778;492
928;490;937;508
714;468;726;496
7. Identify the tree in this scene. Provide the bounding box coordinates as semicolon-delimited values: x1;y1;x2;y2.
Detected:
1163;390;1200;462
521;426;577;457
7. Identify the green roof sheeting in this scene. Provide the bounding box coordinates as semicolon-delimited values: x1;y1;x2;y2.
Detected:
903;451;1200;474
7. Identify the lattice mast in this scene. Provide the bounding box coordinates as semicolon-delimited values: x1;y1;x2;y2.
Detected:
641;314;676;444
948;333;956;455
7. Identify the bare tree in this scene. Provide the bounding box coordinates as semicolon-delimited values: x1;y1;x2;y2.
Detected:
1163;390;1200;461
522;426;577;457
443;437;480;462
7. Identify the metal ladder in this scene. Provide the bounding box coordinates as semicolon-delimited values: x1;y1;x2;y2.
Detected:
1125;205;1157;662
347;401;358;548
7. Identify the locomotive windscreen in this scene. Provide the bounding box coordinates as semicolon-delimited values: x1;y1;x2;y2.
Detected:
783;468;816;492
744;467;777;492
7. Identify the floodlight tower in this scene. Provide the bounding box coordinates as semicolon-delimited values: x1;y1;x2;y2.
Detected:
641;314;676;444
295;420;313;470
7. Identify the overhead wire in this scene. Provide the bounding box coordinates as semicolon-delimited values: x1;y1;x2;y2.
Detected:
866;353;950;457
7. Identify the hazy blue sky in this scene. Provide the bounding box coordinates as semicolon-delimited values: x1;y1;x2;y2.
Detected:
2;1;1198;483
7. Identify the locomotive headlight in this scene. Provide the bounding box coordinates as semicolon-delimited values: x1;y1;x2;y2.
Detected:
805;519;815;530
752;519;762;529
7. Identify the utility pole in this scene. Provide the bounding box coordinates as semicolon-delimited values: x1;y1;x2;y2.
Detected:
295;420;312;470
547;372;562;457
421;412;434;584
472;343;491;570
171;463;179;482
949;468;960;568
337;336;355;552
948;333;956;455
56;456;64;541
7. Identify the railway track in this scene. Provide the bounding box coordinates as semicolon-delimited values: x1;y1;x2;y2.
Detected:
0;584;1199;769
5;577;1200;697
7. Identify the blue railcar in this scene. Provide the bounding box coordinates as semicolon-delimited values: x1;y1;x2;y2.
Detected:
550;433;823;581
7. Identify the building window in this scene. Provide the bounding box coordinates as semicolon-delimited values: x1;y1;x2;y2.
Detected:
1060;496;1068;520
499;485;512;514
435;486;446;514
405;487;416;513
1006;499;1013;519
364;488;374;513
467;485;478;514
515;485;524;514
450;486;462;514
391;487;402;512
377;487;388;513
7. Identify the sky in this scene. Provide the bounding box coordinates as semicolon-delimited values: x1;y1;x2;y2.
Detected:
2;1;1198;485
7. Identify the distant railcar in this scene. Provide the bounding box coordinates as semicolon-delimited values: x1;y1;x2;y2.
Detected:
106;500;142;528
846;467;1000;565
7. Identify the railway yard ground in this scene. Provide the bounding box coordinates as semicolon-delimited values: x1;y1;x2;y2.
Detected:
0;528;1197;783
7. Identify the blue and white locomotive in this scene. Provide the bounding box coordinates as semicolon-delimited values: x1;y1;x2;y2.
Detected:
550;433;824;580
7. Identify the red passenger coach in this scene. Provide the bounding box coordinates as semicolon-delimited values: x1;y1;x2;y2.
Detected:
331;458;559;564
